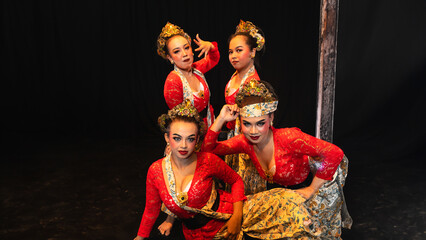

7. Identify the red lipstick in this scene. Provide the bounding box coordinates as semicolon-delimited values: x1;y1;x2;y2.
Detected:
179;151;188;155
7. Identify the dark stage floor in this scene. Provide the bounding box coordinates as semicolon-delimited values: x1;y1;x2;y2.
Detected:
1;137;425;240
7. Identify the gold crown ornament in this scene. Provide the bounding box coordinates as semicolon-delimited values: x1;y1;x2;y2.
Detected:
158;100;204;133
236;80;278;117
157;22;191;59
235;79;276;106
235;20;265;51
169;99;200;120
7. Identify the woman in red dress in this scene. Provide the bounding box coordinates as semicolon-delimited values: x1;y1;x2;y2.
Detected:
134;100;321;240
202;80;352;239
157;22;220;128
223;20;267;195
225;20;264;109
134;100;245;240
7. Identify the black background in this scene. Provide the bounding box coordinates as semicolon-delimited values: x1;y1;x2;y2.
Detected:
2;0;426;239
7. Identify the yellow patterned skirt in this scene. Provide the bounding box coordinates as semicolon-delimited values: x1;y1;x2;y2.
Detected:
224;152;266;195
215;156;352;240
214;188;322;240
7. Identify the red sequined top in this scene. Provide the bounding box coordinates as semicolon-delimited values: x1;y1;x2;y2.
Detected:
163;42;219;125
202;127;344;186
224;69;260;130
137;152;246;239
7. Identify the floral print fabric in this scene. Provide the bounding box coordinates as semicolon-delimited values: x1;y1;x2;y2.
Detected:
306;155;353;239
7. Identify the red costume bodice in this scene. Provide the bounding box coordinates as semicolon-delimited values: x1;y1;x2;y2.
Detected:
163;42;219;126
202;127;344;186
224;69;260;105
137;152;246;239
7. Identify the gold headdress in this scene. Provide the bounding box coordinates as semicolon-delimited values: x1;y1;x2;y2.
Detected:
235;20;265;51
157;22;191;59
168;99;200;120
235;80;276;105
158;100;205;134
236;80;278;117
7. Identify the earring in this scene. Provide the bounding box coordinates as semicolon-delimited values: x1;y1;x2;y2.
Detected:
170;60;174;64
270;120;273;127
251;54;255;59
164;142;170;156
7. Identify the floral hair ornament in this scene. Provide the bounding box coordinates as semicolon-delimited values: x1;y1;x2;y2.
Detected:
157;22;191;59
235;20;265;51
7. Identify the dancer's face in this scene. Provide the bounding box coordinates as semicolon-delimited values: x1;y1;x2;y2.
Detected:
165;120;198;160
228;35;256;72
240;114;273;145
167;35;194;71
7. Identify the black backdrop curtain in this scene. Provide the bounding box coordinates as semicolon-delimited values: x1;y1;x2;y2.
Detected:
2;0;426;161
335;1;426;161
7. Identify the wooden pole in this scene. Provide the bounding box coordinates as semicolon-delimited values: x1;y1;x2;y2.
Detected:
316;0;340;142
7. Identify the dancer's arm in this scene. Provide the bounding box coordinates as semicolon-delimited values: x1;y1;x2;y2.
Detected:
288;128;343;180
295;176;327;199
201;104;248;156
193;35;220;73
210;104;239;132
288;128;344;199
219;200;243;240
211;153;245;239
157;215;175;236
135;163;163;238
193;34;216;58
164;72;184;110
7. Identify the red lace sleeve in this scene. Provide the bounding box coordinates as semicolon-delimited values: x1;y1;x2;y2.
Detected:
286;128;344;180
163;71;184;109
206;153;246;202
226;121;235;130
201;129;248;156
137;162;163;238
193;42;220;74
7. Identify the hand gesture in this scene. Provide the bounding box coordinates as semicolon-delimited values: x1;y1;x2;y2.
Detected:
294;176;326;200
193;34;214;58
158;215;175;236
218;104;239;123
294;186;316;200
218;215;242;240
210;104;239;132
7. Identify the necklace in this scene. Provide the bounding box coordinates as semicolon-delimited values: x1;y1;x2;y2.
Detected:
264;165;276;183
